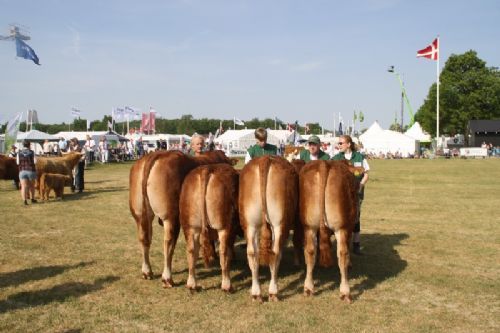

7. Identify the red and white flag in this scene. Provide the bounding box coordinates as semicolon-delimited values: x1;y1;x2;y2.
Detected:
417;38;439;61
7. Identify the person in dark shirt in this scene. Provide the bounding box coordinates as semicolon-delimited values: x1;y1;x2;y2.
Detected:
16;140;37;205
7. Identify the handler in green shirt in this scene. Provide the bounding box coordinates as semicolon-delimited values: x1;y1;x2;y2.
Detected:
299;135;330;162
332;134;370;255
245;127;277;164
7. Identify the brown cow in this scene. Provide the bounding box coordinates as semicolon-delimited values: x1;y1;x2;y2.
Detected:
35;153;83;194
129;150;234;287
299;160;359;303
239;155;298;302
40;173;72;200
179;163;239;292
0;155;20;187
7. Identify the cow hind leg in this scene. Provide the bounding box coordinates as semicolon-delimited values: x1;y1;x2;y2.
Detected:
335;229;352;303
268;226;284;302
186;228;201;291
246;225;262;301
303;226;317;296
161;219;181;288
218;229;232;292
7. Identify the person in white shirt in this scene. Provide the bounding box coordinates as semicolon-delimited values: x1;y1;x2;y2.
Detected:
84;135;96;166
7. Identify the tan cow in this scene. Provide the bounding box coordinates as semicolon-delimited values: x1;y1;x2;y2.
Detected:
239;155;298;302
299;160;360;303
179;163;239;292
129;150;234;287
35;153;83;195
40;173;72;200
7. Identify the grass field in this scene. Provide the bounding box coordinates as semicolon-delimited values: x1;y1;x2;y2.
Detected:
0;158;499;333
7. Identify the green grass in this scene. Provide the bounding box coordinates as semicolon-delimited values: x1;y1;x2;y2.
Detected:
1;159;499;332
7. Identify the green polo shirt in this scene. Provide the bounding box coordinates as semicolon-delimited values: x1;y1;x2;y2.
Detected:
332;151;366;179
247;143;277;159
299;149;330;162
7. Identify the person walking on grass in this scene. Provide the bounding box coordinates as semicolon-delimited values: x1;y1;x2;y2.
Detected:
332;134;370;255
16;140;37;205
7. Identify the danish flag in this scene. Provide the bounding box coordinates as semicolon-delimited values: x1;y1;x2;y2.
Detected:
417;38;439;60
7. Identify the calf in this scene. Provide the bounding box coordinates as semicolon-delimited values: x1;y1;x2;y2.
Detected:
180;163;239;292
239;155;298;302
40;173;72;200
299;160;360;302
0;156;19;188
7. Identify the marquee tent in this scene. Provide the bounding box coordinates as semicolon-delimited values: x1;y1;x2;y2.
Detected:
359;121;418;157
405;122;431;143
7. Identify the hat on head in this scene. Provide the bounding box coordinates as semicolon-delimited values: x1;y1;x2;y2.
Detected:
308;135;320;145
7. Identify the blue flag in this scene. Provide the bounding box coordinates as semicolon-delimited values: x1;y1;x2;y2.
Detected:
15;38;40;65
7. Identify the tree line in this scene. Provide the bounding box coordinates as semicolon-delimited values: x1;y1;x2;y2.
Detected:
5;115;327;136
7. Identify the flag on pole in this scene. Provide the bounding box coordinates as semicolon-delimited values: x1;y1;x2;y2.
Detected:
234;118;245;126
141;113;150;133
71;107;81;118
417;37;441;139
417;38;439;61
149;109;156;134
15;38;40;65
87;120;91;130
4;112;22;151
359;111;364;122
107;120;113;131
27;109;39;124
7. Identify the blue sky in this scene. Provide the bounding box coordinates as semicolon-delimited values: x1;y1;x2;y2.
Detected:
1;0;499;131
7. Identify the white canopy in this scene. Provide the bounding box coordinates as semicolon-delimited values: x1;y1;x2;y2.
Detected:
17;130;58;141
405;122;431;143
359;121;418;157
55;131;106;141
215;129;302;152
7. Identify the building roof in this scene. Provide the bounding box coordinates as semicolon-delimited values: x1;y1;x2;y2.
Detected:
469;120;500;133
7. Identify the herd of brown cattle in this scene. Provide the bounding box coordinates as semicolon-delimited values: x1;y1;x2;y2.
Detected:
0;152;82;200
129;150;363;303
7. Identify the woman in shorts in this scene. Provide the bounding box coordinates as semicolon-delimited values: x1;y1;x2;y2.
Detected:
17;140;37;205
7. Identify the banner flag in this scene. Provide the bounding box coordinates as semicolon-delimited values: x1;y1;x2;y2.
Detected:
4;112;22;151
15;38;40;65
71;107;81;118
417;38;439;61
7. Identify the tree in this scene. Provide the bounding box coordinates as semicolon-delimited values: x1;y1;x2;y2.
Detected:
415;50;500;136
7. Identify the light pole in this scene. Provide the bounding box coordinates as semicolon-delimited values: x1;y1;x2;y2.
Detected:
388;66;415;130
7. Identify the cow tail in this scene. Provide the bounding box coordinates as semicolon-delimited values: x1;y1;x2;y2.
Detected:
318;161;334;267
258;156;273;265
200;166;216;268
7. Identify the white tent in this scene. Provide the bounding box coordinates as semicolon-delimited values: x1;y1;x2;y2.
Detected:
359;121;418;157
405;122;432;143
17;130;58;142
55;131;107;141
215;129;303;155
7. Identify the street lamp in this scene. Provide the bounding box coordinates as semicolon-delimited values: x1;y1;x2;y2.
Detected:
388;66;415;131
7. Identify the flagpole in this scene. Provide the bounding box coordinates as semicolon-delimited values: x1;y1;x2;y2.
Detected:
333;113;336;138
274;117;276;130
436;36;440;142
233;117;235;130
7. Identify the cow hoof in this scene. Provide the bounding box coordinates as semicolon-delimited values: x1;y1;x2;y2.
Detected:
252;295;263;303
340;294;353;304
269;294;279;302
161;278;174;288
221;285;233;293
304;288;314;297
142;272;154;280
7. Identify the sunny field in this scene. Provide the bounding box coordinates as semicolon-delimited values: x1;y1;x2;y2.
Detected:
0;158;499;333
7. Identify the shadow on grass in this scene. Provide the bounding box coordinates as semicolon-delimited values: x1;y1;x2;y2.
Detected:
0;261;95;288
57;186;127;201
276;232;409;300
0;275;119;314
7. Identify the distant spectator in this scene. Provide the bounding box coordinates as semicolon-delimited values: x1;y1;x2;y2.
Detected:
245;127;277;164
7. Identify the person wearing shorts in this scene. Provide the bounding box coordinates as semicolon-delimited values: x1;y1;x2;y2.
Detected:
17;140;37;205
